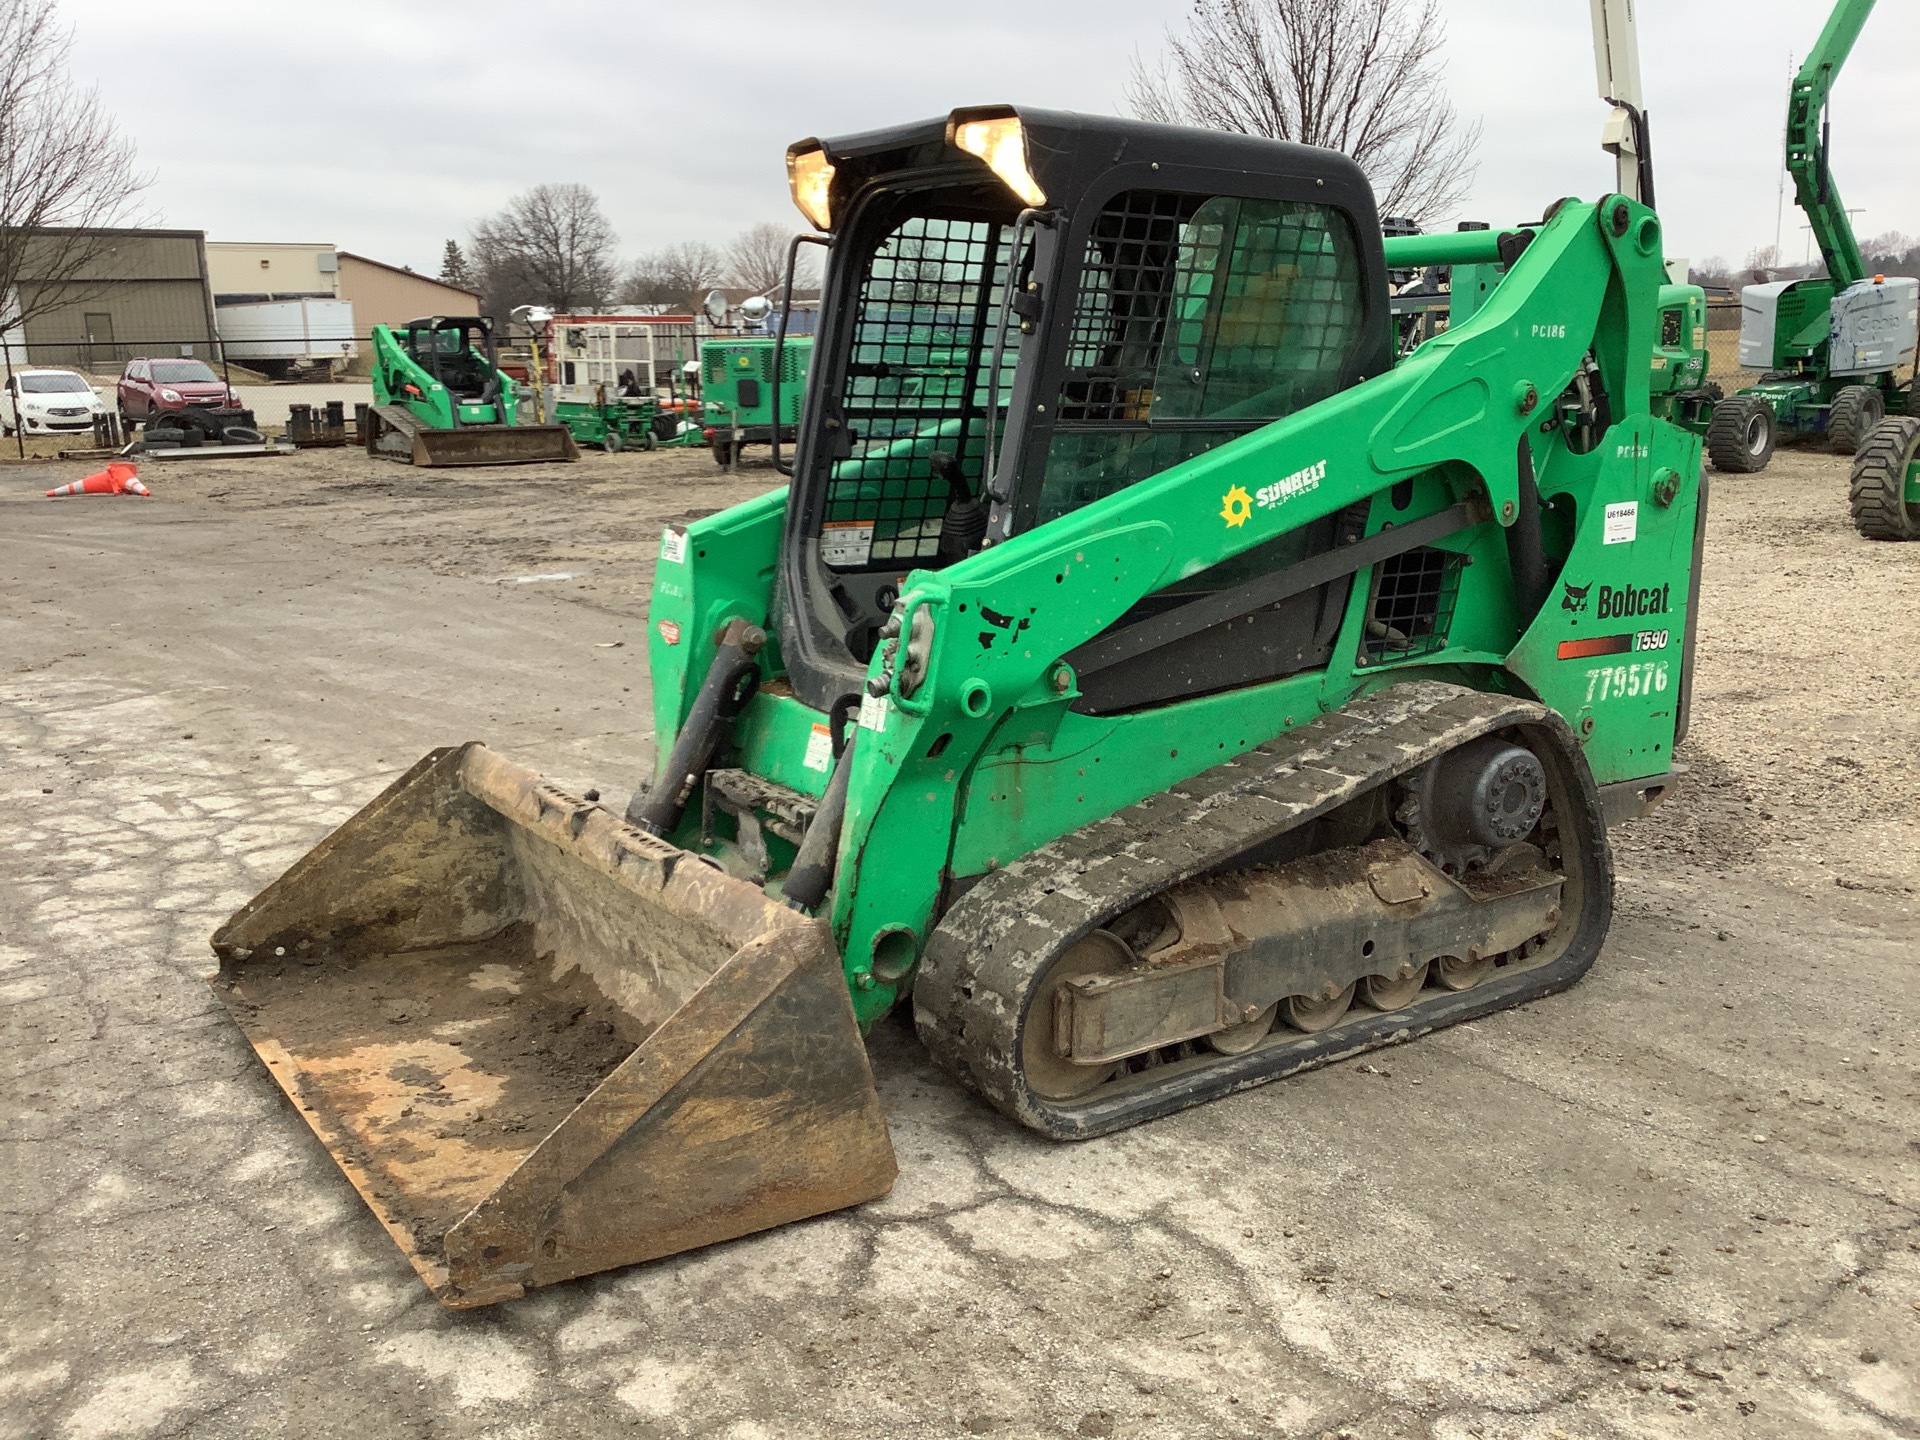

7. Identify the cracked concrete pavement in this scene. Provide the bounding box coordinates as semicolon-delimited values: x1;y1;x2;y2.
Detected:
1;444;1916;1439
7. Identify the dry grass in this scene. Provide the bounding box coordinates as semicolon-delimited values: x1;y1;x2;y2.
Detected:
0;434;100;463
1705;332;1760;392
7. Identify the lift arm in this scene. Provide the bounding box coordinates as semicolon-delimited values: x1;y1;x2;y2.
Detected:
1788;0;1876;288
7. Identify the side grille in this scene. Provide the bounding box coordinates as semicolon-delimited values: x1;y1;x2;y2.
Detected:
1363;546;1463;662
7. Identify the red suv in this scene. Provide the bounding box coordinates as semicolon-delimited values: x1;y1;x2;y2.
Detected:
117;357;242;426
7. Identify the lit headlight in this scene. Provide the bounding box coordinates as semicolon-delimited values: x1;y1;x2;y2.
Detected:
786;144;836;232
952;114;1046;208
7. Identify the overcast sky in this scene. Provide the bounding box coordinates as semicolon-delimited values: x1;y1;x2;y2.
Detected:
67;0;1920;276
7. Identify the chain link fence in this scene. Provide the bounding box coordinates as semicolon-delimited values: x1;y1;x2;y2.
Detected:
1704;299;1758;392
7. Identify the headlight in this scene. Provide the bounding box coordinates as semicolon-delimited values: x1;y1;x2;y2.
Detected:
160;388;182;402
786;143;835;232
952;114;1047;208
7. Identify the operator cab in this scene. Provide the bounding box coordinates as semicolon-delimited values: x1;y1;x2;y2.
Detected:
776;107;1391;712
400;316;502;403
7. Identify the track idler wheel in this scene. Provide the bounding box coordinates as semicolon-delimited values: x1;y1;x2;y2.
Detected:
1205;1002;1278;1055
1433;953;1494;990
1283;982;1356;1034
1020;932;1128;1100
1360;961;1431;1011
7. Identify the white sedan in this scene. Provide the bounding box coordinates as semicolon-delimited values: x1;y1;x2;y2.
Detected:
1;367;109;437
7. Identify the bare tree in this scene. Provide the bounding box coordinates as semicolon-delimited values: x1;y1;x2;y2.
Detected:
620;241;725;309
725;222;815;296
1862;230;1920;277
1743;244;1781;282
0;0;149;403
469;183;617;317
1125;0;1479;226
877;231;951;299
1689;255;1734;293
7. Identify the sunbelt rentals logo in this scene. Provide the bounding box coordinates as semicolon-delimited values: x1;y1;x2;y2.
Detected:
1258;459;1326;510
1224;460;1326;528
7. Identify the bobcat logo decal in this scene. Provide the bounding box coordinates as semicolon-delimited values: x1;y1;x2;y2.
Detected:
1561;582;1592;616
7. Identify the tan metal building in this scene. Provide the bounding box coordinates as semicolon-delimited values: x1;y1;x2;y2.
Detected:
4;227;218;374
205;242;341;302
333;253;482;374
338;252;480;331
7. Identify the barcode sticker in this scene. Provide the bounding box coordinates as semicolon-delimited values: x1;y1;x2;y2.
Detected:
822;521;874;567
1603;502;1638;545
803;722;833;772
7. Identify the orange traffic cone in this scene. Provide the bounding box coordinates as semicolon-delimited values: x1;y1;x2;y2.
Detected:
47;461;147;498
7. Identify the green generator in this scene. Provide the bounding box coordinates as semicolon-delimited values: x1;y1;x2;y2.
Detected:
699;335;812;466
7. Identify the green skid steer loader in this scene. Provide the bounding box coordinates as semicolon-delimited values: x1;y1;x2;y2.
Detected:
212;31;1708;1305
365;316;579;467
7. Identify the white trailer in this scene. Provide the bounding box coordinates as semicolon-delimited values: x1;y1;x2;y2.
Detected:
215;299;358;377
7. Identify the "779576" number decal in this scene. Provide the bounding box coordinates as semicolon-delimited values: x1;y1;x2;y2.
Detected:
1585;660;1669;703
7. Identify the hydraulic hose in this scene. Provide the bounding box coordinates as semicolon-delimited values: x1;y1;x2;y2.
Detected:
783;694;862;913
627;618;765;836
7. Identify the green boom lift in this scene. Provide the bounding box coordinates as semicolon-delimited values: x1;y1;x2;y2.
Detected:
1708;0;1919;475
209;13;1711;1308
365;316;579;466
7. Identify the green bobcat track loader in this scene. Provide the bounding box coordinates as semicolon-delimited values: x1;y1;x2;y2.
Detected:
210;35;1707;1305
365;315;579;466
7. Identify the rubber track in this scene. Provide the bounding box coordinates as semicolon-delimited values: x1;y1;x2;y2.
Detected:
914;680;1614;1140
1849;415;1920;541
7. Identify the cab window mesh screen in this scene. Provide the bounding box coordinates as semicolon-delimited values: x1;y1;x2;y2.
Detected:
1038;191;1365;525
820;216;1018;567
1057;192;1201;423
1153;195;1363;422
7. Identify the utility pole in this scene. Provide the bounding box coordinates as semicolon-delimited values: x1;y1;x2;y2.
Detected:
1775;53;1792;258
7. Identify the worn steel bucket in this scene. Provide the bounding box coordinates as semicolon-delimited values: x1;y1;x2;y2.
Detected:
210;744;896;1307
364;404;581;467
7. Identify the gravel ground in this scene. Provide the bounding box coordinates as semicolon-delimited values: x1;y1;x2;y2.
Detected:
1;441;1916;1440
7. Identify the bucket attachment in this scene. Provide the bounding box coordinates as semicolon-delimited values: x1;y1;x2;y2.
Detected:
364;404;581;467
210;744;896;1307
